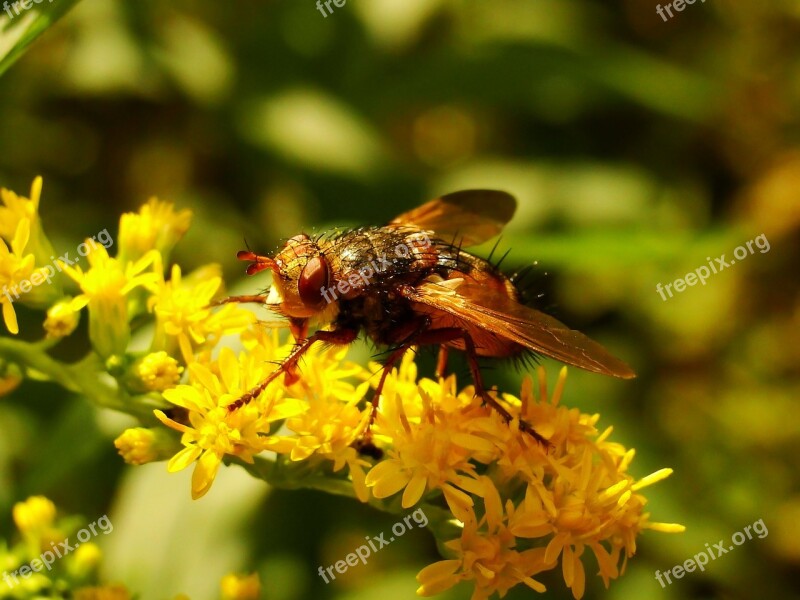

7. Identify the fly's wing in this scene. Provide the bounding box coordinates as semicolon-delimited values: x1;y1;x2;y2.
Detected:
401;280;636;379
390;190;516;246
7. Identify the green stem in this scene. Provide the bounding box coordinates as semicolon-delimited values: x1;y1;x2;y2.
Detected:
239;455;459;538
0;337;82;390
0;337;155;421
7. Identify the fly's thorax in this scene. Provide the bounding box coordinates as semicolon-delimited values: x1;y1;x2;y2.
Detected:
307;226;516;305
318;227;428;300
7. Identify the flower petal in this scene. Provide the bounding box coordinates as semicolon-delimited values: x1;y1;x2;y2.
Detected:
191;449;222;499
167;446;202;473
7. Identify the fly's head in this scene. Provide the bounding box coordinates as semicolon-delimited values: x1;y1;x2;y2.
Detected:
238;233;332;320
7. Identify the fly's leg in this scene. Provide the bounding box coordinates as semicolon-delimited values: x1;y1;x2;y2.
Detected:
352;343;413;456
435;345;449;378
353;318;432;451
211;295;268;306
226;328;357;411
413;327;551;448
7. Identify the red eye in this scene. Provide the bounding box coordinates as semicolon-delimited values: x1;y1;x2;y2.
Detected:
298;256;330;307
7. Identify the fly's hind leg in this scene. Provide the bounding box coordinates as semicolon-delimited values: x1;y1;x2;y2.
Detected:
413;328;551;448
435;345;449;378
353;318;432;454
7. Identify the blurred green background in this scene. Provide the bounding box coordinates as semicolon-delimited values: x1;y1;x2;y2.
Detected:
1;0;799;598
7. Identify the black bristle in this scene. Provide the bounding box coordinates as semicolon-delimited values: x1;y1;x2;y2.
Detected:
493;247;512;271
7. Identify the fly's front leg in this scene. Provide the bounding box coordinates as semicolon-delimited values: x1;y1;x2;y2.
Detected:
211;295;268;306
227;328;357;411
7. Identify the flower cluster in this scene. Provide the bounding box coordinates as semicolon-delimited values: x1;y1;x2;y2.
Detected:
0;496;115;598
0;177;683;599
0;176;254;394
0;496;261;600
153;326;683;598
0;177;60;335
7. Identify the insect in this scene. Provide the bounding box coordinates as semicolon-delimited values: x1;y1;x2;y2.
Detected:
223;190;635;445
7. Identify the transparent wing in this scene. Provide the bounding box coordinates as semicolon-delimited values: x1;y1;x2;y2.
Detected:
402;280;636;379
390;190;516;246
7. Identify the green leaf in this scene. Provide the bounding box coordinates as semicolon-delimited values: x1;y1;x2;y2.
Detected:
0;0;85;77
478;229;743;271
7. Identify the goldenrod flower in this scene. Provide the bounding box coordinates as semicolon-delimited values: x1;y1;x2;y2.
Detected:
0;176;56;264
417;480;550;599
0;218;37;334
149;263;255;364
220;572;261;600
262;343;373;502
12;496;56;534
44;297;81;339
118;197;192;264
410;367;684;600
12;495;63;558
132;351;184;392
365;353;497;514
61;244;160;358
68;543;103;578
155;345;307;499
0;187;682;600
115;427;164;465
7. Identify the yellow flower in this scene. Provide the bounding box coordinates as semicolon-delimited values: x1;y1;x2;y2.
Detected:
365;353;499;515
114;427;162;465
133;351;183;392
262;343;373;502
155;345;307;499
12;495;63;558
413;367;684;600
417;480;550;599
220;572;261;600
12;496;56;534
149;264;255;364
147;320;681;598
68;543;103;578
118;197;192;264
61;244;160;358
44;298;81;339
0;176;55;264
0;218;37;334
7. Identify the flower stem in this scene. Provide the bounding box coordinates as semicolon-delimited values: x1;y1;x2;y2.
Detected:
0;337;154;421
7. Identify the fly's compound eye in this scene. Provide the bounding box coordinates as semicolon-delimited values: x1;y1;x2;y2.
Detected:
298;256;331;308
